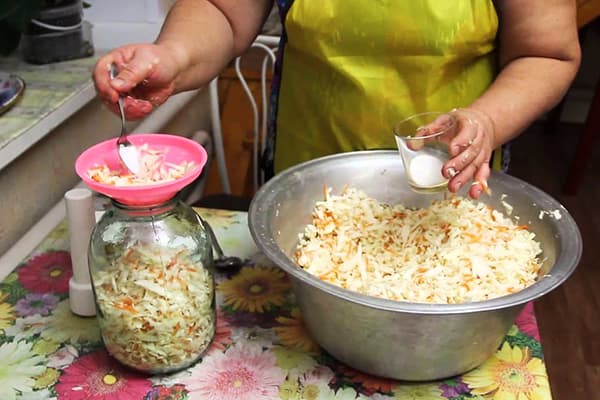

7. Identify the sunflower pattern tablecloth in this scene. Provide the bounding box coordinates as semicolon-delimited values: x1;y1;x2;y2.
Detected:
0;209;552;400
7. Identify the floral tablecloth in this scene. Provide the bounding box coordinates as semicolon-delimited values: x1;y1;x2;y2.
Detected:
0;209;552;400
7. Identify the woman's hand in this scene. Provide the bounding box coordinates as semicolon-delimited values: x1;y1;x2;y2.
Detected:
93;44;181;120
442;108;496;199
92;0;274;122
430;1;580;200
438;0;580;200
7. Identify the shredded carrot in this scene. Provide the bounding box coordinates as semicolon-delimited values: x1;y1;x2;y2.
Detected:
115;297;137;314
296;187;542;304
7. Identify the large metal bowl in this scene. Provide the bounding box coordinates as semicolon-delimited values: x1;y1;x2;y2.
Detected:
248;150;581;381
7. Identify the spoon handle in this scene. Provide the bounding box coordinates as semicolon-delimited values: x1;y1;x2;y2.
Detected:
116;96;127;141
198;216;225;258
109;63;128;140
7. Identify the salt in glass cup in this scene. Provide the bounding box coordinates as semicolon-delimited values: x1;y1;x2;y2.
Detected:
394;112;458;193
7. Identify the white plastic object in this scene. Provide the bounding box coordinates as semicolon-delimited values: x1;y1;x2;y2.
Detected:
209;78;231;194
234;40;277;191
64;188;97;317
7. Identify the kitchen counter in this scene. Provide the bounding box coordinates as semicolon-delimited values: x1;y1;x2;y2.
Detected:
0;37;214;270
0;53;209;257
0;55;98;171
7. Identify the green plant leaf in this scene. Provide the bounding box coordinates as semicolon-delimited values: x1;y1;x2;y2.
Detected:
504;332;543;360
0;282;27;304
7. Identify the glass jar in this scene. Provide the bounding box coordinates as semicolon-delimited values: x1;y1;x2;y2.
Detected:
88;197;215;374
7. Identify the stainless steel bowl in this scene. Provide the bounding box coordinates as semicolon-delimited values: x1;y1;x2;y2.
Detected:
248;150;581;381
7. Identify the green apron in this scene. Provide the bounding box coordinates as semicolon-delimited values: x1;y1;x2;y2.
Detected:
273;0;499;172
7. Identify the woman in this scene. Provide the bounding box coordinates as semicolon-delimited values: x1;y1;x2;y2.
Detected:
93;0;580;199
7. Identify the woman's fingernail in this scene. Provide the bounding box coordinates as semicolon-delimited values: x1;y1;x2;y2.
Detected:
112;78;125;88
481;180;492;195
447;167;457;177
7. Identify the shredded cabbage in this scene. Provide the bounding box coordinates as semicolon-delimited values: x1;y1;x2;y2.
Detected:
93;245;215;372
295;187;542;304
88;144;197;186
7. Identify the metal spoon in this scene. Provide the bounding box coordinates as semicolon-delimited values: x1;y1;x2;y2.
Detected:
201;219;245;270
109;63;140;175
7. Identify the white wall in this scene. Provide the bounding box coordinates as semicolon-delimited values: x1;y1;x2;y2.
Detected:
83;0;176;50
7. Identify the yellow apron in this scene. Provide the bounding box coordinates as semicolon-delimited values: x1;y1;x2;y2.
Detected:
273;0;499;172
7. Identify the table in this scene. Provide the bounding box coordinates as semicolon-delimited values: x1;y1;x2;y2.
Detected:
0;208;552;399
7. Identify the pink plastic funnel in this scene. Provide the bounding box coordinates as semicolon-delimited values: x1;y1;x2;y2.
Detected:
75;133;208;206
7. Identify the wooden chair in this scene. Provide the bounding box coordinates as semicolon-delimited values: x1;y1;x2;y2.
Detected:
561;2;600;195
563;74;600;194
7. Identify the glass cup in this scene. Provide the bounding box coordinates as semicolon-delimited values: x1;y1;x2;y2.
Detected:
394;112;457;193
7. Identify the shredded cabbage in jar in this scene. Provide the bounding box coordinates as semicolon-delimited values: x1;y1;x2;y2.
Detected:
295;187;543;304
88;144;197;186
93;245;215;372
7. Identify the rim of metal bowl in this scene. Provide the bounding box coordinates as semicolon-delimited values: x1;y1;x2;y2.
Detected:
249;150;582;315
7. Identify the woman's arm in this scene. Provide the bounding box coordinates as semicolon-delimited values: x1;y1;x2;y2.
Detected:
157;0;274;92
93;0;273;118
475;0;581;146
446;0;581;197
